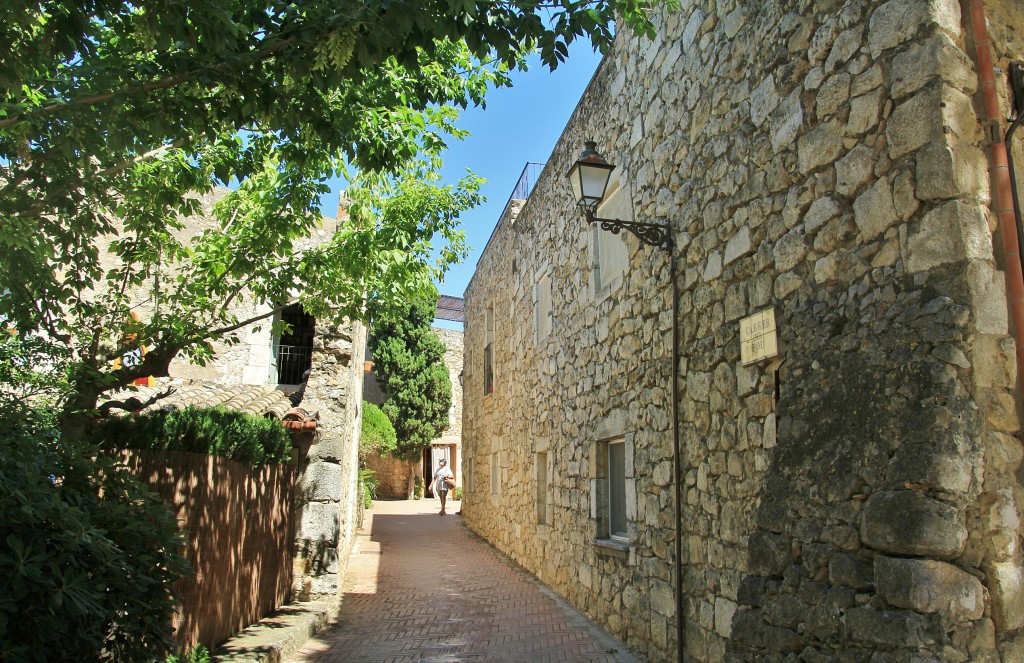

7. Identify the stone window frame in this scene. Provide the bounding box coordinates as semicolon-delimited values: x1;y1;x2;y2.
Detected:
483;303;495;397
489;437;502;502
591;171;631;301
535;450;549;526
591;432;633;557
533;265;554;345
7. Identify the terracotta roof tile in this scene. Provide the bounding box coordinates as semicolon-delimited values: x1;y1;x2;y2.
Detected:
281;407;318;430
109;378;315;426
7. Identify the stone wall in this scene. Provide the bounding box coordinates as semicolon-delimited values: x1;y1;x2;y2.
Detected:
434;327;465;441
363;452;415;499
462;0;1024;661
292;322;367;598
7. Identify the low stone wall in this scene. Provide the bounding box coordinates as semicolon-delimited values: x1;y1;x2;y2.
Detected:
364;453;416;499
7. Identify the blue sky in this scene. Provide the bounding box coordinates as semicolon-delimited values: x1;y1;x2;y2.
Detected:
322;43;604;302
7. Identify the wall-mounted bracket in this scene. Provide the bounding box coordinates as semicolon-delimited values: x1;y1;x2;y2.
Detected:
585;212;672;250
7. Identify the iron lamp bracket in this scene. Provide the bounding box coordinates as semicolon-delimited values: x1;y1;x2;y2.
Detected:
585;211;672;250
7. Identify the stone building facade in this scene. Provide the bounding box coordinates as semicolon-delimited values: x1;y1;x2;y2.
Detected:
461;0;1024;661
158;189;337;389
432;326;466;476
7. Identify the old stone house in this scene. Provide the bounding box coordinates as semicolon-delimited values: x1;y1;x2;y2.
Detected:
461;0;1024;661
117;188;368;601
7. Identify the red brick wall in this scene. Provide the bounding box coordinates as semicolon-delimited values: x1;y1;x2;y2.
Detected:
120;450;294;650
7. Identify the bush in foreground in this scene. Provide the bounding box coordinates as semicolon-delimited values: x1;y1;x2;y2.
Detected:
0;407;188;662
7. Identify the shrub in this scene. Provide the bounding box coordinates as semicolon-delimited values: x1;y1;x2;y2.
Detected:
0;406;189;663
413;476;424;500
167;644;210;663
358;469;379;510
359;402;397;459
90;406;293;466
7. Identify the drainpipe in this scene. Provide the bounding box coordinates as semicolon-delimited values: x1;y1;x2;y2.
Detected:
1004;62;1024;272
671;250;683;663
968;0;1024;389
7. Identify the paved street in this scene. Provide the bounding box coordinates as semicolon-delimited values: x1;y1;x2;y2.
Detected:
288;498;641;663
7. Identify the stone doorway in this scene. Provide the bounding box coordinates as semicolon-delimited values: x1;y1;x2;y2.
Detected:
425;444;456;497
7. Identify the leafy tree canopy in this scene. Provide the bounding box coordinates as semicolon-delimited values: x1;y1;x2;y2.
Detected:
0;0;672;433
369;287;451;459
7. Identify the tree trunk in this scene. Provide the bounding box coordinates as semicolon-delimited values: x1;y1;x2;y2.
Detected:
61;386;102;443
59;344;178;442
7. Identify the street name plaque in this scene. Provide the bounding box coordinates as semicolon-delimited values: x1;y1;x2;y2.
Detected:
740;308;779;365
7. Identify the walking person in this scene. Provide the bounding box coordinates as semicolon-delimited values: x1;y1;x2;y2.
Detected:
434;458;455;515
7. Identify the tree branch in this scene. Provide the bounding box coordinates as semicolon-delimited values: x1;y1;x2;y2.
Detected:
206;304;287;338
0;138;191;220
96;139;190;179
0;39;295;130
98;386;176;416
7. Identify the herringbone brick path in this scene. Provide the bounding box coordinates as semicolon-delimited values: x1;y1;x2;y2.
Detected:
288;499;641;663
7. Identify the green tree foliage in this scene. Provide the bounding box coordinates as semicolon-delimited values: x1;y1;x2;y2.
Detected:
0;406;189;663
360;401;398;459
90;406;294;466
0;0;673;440
370;287;451;459
0;332;71;412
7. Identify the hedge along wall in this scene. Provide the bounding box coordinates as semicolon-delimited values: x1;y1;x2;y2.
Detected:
118;450;295;651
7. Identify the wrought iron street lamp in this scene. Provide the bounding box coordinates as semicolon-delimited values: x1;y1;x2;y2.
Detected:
565;141;672;250
566;140;683;662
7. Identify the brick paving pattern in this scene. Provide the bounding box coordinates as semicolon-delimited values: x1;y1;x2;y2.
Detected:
289;499;641;663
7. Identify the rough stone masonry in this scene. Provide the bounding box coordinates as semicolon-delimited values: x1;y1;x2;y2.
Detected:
461;0;1024;661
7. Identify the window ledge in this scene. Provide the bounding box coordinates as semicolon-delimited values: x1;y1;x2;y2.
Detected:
593;538;629;558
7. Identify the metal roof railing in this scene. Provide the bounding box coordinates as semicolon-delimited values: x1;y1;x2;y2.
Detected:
499;162;545;221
